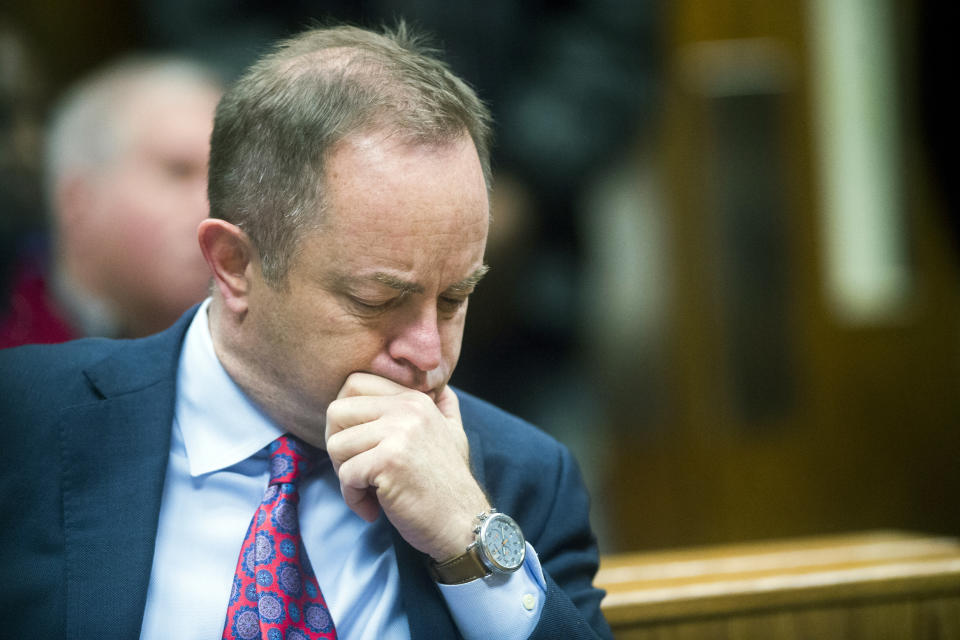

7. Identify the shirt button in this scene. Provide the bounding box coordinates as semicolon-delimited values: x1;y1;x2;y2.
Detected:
522;593;537;611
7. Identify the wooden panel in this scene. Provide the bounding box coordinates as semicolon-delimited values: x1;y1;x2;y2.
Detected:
602;0;960;556
598;531;960;639
612;598;960;640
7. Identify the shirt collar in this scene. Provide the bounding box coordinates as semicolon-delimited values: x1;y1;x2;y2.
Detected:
175;298;284;477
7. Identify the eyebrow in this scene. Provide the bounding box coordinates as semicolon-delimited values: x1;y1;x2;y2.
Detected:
371;272;423;295
445;264;490;294
371;264;490;295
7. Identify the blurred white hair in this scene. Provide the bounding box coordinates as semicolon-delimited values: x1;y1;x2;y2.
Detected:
44;56;222;205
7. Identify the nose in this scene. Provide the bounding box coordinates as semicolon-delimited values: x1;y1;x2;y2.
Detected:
388;305;443;373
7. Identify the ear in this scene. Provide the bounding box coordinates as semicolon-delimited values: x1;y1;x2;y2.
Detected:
197;218;256;316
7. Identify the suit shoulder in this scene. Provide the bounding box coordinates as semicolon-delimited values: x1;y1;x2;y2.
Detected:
455;388;573;476
0;337;123;380
456;389;558;444
0;338;123;418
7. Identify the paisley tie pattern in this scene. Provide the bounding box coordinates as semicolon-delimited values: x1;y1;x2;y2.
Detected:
222;436;338;640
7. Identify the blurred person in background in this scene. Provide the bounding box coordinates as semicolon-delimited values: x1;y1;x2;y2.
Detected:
0;55;222;347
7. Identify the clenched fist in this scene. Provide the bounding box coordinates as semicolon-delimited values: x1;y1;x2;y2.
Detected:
325;372;491;562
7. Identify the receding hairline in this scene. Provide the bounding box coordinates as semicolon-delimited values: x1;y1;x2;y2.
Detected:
206;22;493;285
274;44;367;77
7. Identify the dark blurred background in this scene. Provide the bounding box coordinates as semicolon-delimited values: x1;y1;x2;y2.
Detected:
2;0;958;554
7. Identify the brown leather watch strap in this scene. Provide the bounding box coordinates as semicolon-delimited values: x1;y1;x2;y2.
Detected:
430;545;490;585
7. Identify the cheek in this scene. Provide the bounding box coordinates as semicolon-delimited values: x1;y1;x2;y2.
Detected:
347;329;394;367
300;329;392;406
442;313;467;355
334;331;389;363
283;304;387;372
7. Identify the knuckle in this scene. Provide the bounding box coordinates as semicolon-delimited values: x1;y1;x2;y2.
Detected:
380;438;405;464
339;372;365;397
325;433;344;459
337;456;359;482
326;400;344;423
392;415;416;436
398;391;430;414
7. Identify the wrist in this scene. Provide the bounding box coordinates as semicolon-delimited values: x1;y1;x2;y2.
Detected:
430;509;527;585
431;502;492;563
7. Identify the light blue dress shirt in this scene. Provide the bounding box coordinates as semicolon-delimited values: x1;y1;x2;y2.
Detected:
139;300;545;639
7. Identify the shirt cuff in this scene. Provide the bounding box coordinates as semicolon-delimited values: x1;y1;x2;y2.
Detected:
436;542;546;640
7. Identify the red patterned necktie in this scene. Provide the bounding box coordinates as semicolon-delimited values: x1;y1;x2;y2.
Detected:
222;435;338;640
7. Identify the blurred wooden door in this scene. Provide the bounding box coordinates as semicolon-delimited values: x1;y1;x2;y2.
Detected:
601;0;960;552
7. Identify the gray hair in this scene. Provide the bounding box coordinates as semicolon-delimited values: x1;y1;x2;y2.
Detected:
45;56;222;206
207;22;493;285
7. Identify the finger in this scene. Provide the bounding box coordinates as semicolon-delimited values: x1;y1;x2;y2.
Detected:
435;385;469;461
325;394;392;442
345;487;380;523
337;449;383;522
435;385;462;422
337;372;410;400
326;417;391;473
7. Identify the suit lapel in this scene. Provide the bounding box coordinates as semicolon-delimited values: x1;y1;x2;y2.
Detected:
391;527;461;639
61;310;194;638
462;413;487;489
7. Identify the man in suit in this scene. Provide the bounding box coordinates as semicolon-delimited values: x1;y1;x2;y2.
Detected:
0;24;611;639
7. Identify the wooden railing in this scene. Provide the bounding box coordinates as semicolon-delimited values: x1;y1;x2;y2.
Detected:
596;531;960;639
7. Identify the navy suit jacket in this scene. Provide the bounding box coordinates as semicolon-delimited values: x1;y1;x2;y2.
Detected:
0;308;611;638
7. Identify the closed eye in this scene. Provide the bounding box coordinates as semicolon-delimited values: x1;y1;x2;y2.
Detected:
438;296;468;314
348;296;398;315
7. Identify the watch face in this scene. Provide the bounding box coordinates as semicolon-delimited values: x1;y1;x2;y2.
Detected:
479;513;526;572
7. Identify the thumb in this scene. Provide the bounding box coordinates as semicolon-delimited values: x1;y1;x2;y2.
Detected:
437;385;470;462
435;385;462;423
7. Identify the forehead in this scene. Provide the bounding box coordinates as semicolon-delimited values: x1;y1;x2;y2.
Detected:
320;131;489;233
291;131;489;280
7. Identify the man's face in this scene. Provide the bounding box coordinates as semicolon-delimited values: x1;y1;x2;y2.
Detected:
237;132;489;434
78;81;221;335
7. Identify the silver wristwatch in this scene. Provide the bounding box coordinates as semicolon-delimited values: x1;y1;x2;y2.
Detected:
430;510;526;584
